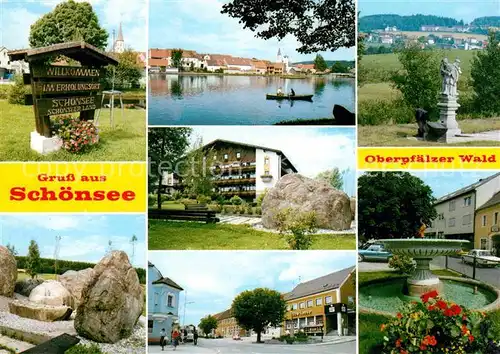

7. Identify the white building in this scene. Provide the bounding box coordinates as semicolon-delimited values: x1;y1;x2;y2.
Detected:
426;173;500;243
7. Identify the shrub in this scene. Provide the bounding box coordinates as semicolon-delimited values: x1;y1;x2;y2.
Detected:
358;99;415;125
246;206;253;215
285;335;295;344
8;74;29;105
223;206;231;214
230;195;243;205
65;344;105;354
274;208;317;250
179;198;197;205
256;189;268;207
388;255;416;275
381;290;497;353
148;194;156;207
172;191;183;201
0;85;9;99
52;116;99;153
255;207;262;215
197;195;211;204
295;332;309;342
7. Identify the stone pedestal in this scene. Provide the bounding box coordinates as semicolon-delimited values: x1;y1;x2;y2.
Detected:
437;94;461;140
31;131;62;154
407;258;444;296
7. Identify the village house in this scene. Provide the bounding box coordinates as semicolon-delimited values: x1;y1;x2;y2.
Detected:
474;191;500;252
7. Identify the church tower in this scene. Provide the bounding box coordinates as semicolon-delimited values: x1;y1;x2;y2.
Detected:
114;22;125;53
277;48;282;63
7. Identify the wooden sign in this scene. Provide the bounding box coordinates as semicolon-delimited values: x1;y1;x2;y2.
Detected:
32;65;104;79
34;82;102;95
36;95;102;116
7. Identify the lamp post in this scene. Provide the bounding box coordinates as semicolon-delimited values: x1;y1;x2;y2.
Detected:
182;292;195;327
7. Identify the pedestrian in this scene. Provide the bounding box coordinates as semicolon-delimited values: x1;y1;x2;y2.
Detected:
172;328;180;351
160;328;166;351
193;330;198;345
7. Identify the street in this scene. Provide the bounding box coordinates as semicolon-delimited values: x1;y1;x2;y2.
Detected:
148;337;356;354
434;256;500;288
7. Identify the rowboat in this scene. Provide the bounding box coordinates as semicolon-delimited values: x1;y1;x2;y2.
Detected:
266;94;313;101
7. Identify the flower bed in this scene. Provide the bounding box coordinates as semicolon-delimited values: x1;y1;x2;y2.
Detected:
381;290;499;353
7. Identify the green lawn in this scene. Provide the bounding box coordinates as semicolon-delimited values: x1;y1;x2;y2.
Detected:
358;118;500;146
0;100;145;161
148;220;356;250
358;270;500;353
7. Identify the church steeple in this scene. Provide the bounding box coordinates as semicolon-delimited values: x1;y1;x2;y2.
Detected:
277;48;282;63
114;22;125;53
117;22;124;42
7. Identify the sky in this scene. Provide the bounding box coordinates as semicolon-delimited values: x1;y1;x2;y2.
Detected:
0;0;147;51
359;0;500;23
412;171;499;199
148;251;356;326
191;127;356;196
149;0;355;62
0;214;146;268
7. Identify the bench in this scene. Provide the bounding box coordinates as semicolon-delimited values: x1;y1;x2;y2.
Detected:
185;203;208;211
21;333;80;353
149;208;219;223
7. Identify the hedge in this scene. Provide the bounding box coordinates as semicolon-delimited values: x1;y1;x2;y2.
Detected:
16;256;146;284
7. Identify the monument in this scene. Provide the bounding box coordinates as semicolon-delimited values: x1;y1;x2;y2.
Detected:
8;41;118;154
425;57;462;142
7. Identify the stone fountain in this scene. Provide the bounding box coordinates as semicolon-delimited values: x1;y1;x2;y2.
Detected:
381;239;469;296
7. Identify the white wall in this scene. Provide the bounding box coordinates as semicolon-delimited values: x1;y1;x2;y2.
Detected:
427;192;475;236
255;149;281;195
476;176;500;209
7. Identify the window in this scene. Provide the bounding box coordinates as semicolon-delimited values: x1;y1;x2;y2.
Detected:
154;292;159;306
224;154;228;161
307;300;313;308
316;298;322;306
463;214;472;225
448;218;456;227
449;201;456;211
495;212;499;225
463;196;472;207
292;303;297;310
482;215;487;227
236;152;241;160
148;320;154;334
167;294;174;307
325;296;332;304
299;302;305;309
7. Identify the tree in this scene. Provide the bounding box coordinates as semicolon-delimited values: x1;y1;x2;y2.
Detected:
232;288;287;343
315;168;344;189
29;0;108;49
26;240;41;279
313;54;328;72
107;49;143;88
180;138;214;198
148;128;192;209
358;172;437;242
471;31;500;114
171;49;184;69
221;0;355;54
391;44;440;115
331;61;348;73
199;315;218;338
6;243;18;256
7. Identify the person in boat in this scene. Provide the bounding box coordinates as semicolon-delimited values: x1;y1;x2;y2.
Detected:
277;87;283;96
290;88;296;97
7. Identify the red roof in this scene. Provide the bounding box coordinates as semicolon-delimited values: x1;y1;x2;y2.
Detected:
149;58;169;67
224;57;252;66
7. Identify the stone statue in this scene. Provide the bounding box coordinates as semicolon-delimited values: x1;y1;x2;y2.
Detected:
440;58;453;96
450;58;462;97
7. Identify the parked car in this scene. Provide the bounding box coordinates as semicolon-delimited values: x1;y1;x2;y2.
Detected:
232;334;241;340
462;249;500;268
358;243;392;262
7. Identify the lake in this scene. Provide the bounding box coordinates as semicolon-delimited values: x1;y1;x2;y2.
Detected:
148;74;355;125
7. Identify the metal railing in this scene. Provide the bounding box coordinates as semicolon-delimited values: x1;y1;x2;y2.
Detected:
444;254;500;286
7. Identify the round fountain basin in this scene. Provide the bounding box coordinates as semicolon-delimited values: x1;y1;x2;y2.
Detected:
380;239;468;258
360;277;499;316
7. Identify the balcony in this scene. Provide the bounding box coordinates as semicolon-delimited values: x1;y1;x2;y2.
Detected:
220;190;256;197
214;178;256;186
260;174;273;182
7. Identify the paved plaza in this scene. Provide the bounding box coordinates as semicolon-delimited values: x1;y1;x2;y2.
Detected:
148;337;356;354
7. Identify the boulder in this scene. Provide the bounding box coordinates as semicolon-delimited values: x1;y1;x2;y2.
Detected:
75;251;144;344
29;280;75;309
58;268;95;307
14;278;44;297
9;299;72;322
262;174;352;230
350;197;356;221
0;246;17;297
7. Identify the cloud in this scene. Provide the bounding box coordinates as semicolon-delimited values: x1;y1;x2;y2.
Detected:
2;215;87;231
0;7;40;49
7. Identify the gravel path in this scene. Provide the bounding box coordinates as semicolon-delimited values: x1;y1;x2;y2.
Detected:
253;221;356;235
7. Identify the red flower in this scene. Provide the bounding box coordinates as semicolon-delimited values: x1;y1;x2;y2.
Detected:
436;300;448;310
461;324;470;335
400;350;408;354
420;344;427;350
427;305;435;311
422;335;437;347
397;312;403;319
462;315;467;321
444;308;454;317
469;335;474;343
420;290;439;303
450;304;462;316
396;339;402;348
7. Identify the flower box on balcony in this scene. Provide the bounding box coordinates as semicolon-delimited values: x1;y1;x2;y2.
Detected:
260;175;273;182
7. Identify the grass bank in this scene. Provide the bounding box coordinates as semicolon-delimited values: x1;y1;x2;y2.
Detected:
148;220;355;250
0;100;145;161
